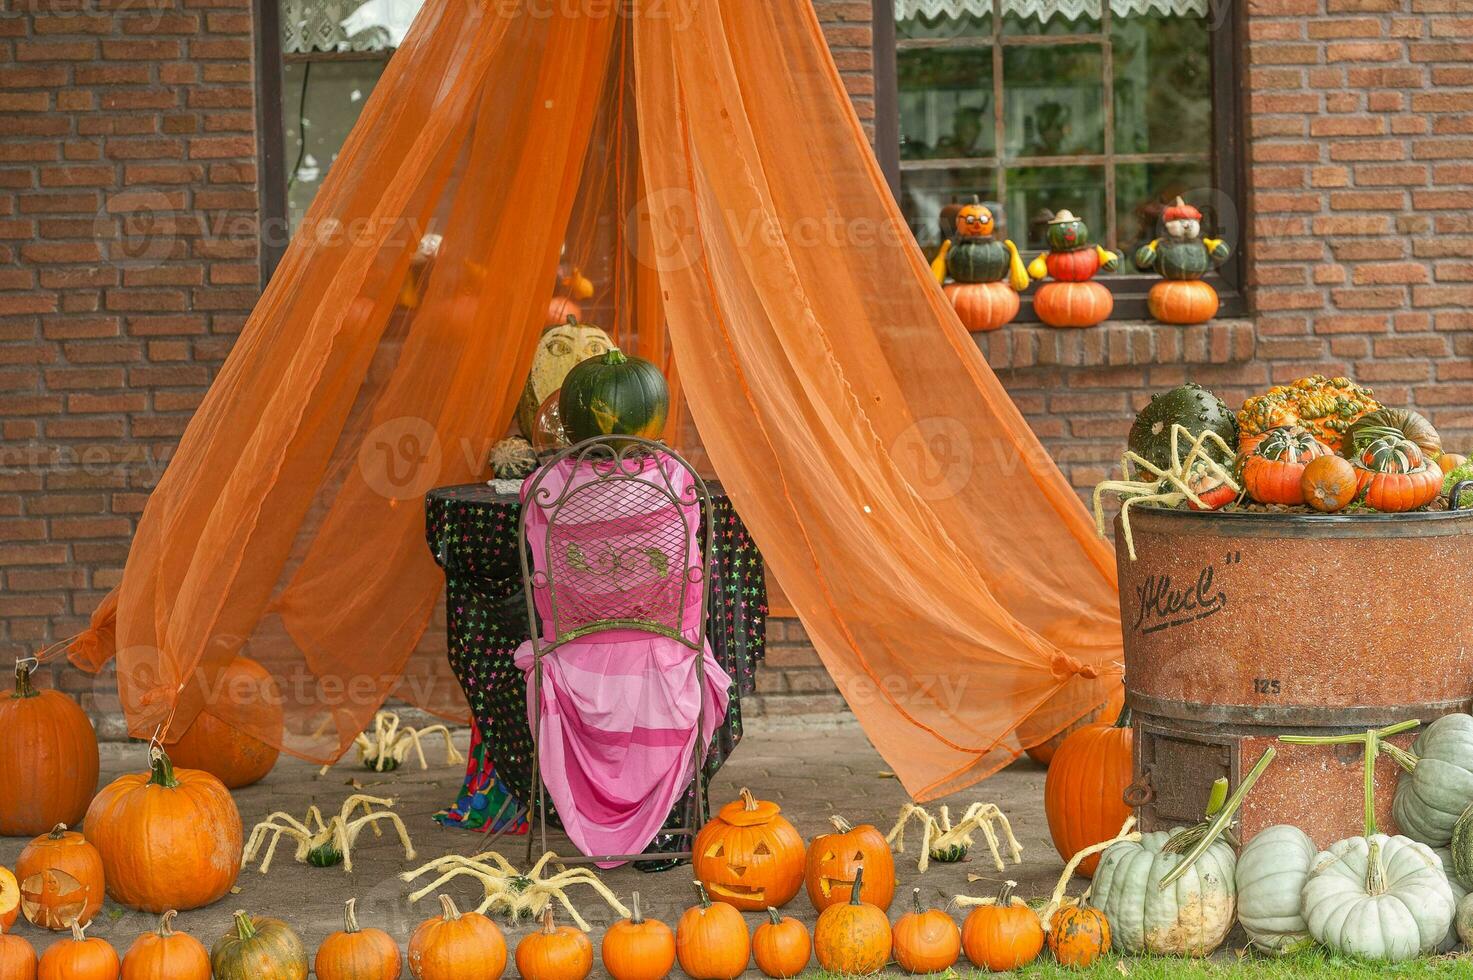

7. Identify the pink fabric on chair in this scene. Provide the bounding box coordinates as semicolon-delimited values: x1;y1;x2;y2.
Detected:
515;451;731;866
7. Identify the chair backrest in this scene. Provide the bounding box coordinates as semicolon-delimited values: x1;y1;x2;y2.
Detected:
518;437;713;655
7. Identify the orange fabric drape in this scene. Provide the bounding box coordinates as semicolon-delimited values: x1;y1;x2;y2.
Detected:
72;0;1122;798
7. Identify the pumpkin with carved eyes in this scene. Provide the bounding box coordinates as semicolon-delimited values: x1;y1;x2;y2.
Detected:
515;315;614;439
803;816;896;913
693;788;805;911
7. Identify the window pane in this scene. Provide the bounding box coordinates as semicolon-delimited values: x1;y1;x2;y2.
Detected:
898;49;996;162
281;0;423;53
283;60;387;230
1002;45;1103;158
1113;13;1212;155
1115;161;1215;273
898;168;999;254
1004;164;1105;252
896;3;991;39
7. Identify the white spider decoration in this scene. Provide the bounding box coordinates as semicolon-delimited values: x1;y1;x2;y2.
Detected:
321;711;465;774
886;802;1024;875
1092;423;1240;560
400;850;630;932
242;794;416;873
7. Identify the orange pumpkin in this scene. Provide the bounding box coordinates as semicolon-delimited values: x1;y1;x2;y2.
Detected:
693;788;805;911
0;870;18;934
1022;686;1124;766
315;899;401;980
1147;279;1219;325
945;281;1019;333
165;656;282;789
675;883;749;980
0;659;99;837
1353;435;1444;512
1439;453;1468;475
813;866;892;975
893;888;960;974
804;816;896;912
37;920;118;980
82;745;243;912
752;908;810;979
547;296;582;326
1240;426;1332;506
515;907;591;980
600;892;673;980
1032;280;1113;329
1301;455;1359;513
121;910;211;980
1047;901;1111;968
1044;710;1132;877
407;895;505;980
960;881;1043;971
16;824;104;930
0;919;37;980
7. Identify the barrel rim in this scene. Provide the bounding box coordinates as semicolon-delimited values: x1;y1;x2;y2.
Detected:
1127;503;1473;527
1126;691;1472;728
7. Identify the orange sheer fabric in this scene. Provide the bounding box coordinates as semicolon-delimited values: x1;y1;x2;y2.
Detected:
73;0;1122;797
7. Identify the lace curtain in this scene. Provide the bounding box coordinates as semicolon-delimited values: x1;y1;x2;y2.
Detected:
281;0;424;53
897;0;1208;20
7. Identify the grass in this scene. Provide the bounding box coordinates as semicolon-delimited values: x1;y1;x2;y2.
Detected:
808;949;1473;979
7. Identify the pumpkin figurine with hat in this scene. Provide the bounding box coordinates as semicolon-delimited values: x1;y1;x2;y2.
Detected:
1133;197;1231;325
931;199;1031;333
1025;210;1119;328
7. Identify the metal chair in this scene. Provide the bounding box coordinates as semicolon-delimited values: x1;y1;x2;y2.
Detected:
517;435;715;864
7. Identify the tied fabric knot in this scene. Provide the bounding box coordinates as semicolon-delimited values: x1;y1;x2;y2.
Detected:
1050;652;1100;681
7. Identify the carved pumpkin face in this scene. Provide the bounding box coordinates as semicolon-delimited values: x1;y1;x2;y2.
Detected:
803;817;896;913
516;316;614;439
692;789;805;911
955;204;995;239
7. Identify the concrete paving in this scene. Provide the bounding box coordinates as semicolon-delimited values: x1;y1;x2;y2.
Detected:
2;721;1060;974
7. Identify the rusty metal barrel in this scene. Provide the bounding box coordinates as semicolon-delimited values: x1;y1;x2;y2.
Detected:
1116;501;1473;844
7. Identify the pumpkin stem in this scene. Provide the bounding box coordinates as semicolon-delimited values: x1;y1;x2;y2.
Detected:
1278;719;1422;829
231;911;257;941
157;910;177;937
1363;728;1380;838
540;906;556;935
343;898;360;934
437;894;462;922
148;745;181;789
48;823;68;840
603;347;628;366
996;880;1016;905
739;787;758;812
629;891;643;924
1378;740;1419;774
828;815;853;833
13;658;37;699
765;907;782;926
1114;705;1132;730
1365;838;1387;896
849;865;866;906
1202;777;1229;818
911;887;923;916
1159;746;1275;887
69;918;89;943
692;881;712;909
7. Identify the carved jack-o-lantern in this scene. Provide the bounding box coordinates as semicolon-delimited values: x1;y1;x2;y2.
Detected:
515;315;614;439
804;816;896;913
692;788;805;911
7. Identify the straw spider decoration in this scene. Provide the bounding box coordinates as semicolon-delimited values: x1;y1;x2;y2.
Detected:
321;711;465;774
242;794;416;873
1091;423;1240;560
886;802;1024;875
400;850;630;932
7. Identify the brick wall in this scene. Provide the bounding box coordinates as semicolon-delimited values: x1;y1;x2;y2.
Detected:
1;0;259;710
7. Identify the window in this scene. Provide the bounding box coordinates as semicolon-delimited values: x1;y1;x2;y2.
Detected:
877;0;1245;319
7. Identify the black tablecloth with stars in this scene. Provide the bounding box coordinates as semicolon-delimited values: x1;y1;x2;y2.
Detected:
425;481;766;860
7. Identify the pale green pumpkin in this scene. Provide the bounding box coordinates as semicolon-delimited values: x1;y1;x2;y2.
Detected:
1235;825;1317;955
1302;834;1454;962
1431;846;1467;952
1090;828;1237;957
1387;713;1473;848
1456;890;1473;948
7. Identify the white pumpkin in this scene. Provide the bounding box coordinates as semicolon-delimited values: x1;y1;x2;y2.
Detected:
1432;847;1468;952
1235;824;1317;954
1457;890;1473;948
1301;833;1454;962
1388;713;1473;848
1089;827;1237;957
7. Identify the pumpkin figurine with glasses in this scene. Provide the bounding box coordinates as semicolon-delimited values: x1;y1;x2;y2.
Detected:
1134;197;1231;325
933;200;1030;333
1026;210;1119;328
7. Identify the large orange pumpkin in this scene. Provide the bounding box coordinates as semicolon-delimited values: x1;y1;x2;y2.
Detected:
121;910;211;980
693;788;805;911
165;656;283;789
804;816;896;912
1032;280;1113;329
0;659;99;837
812;866;892;975
37;920;118;980
1147;279;1219;325
601;892;674;980
960;881;1043;971
407;894;505;980
945;281;1019;333
1021;686;1125;766
16;824;104;930
675;883;750;980
1044;711;1132;877
82;745;243;912
0;919;36;980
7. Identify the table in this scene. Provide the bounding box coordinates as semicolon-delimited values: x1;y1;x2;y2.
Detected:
424;480;767;863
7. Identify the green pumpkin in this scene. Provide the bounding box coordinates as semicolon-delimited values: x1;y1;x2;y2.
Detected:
1457;891;1473;948
1432;846;1468;951
1089;828;1237;956
1388;713;1473;848
558;347;669;445
946;237;1010;284
1127;382;1239;476
211;911;308;980
1302;834;1454;962
307;840;343;867
1445;805;1473;891
1235;825;1317;955
1153;239;1213;280
1046;215;1089;251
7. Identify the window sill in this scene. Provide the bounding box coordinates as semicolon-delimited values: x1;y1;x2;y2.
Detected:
977;318;1255;372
